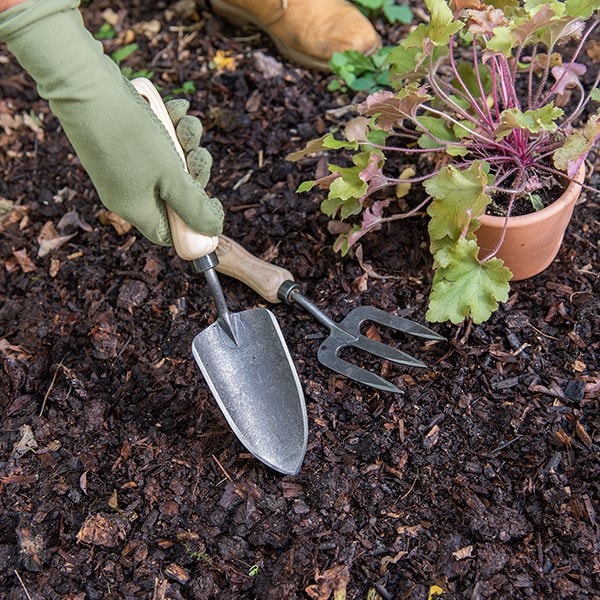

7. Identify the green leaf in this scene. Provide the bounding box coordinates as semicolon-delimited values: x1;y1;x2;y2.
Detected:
401;22;430;49
591;88;600;102
565;0;599;18
386;45;421;78
553;114;600;177
323;133;360;151
382;0;413;24
328;170;367;203
425;162;491;241
417;116;457;142
486;26;513;57
286;133;357;162
354;0;383;9
111;43;138;65
528;193;544;211
427;239;512;324
452;119;476;139
455;62;492;97
351;73;379;91
425;0;463;45
321;195;346;217
297;180;317;193
120;67;154;80
495;103;564;140
524;0;565;15
95;22;116;40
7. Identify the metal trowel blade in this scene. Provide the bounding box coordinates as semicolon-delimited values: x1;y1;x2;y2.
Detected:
192;307;307;475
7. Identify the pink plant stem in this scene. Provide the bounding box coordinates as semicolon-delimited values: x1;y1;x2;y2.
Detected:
427;66;484;130
540;20;599;107
472;38;496;126
383;195;433;223
526;44;538;110
422;105;520;156
448;36;494;127
480;194;517;262
364;141;447;154
480;167;523;262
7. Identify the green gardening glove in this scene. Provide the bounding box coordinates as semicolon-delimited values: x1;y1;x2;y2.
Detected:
0;0;224;246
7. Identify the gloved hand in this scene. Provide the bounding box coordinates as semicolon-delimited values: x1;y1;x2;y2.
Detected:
165;99;214;189
0;0;224;246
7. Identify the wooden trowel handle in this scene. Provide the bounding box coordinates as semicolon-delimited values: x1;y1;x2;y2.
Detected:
131;78;218;260
216;236;294;304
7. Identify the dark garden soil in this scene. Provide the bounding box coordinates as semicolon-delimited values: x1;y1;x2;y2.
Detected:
1;2;599;599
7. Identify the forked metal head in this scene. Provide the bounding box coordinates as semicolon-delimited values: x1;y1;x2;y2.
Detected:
288;289;445;393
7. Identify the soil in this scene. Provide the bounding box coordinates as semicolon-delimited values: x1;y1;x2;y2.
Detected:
1;2;598;599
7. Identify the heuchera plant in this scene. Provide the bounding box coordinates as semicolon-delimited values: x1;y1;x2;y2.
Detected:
290;0;599;324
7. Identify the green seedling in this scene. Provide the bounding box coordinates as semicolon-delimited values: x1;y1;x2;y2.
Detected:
328;47;394;93
353;0;412;25
111;43;138;65
94;22;116;40
171;80;197;96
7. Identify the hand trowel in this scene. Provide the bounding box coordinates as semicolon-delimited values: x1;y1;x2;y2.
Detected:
132;78;307;475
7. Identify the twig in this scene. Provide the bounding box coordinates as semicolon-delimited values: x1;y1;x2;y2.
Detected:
398;468;419;501
14;570;34;600
212;454;233;482
39;360;65;417
111;335;132;366
491;435;522;454
525;322;558;340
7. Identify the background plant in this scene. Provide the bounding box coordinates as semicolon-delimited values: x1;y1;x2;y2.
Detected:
328;47;395;93
328;1;414;93
293;0;599;325
353;0;413;26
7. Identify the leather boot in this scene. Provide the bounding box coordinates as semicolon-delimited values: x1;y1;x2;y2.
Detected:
210;0;381;71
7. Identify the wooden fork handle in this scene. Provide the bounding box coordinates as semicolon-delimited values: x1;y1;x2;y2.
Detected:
215;235;294;304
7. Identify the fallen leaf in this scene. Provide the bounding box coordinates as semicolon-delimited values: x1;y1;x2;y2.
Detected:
0;196;14;218
452;545;474;560
100;8;119;26
305;564;350;600
396;524;424;536
11;424;38;459
97;210;132;235
0;338;31;359
253;50;284;78
134;19;161;38
57;209;93;232
76;512;128;548
16;526;44;572
423;424;440;449
575;421;593;449
396;166;416;199
108;489;120;511
37;221;77;257
428;584;445;600
211;49;238;72
12;249;36;273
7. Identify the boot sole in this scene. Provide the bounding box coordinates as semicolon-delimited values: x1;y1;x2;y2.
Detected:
211;0;379;72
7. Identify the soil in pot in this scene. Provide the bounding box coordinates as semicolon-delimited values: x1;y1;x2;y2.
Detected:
476;165;587;281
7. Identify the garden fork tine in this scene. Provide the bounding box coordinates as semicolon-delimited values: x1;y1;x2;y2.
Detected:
215;236;446;394
279;282;445;393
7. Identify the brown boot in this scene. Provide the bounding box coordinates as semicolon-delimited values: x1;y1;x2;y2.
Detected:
210;0;381;71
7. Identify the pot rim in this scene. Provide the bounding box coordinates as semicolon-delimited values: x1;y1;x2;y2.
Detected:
479;164;586;227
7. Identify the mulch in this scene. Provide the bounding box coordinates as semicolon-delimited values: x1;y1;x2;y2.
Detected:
1;1;598;598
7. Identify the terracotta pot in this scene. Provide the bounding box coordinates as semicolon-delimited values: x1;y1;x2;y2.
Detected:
476;165;586;281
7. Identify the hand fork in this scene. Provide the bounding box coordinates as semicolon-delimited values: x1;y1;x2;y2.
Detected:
215;236;445;393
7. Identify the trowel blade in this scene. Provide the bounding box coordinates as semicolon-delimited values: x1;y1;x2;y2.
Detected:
192;307;307;475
